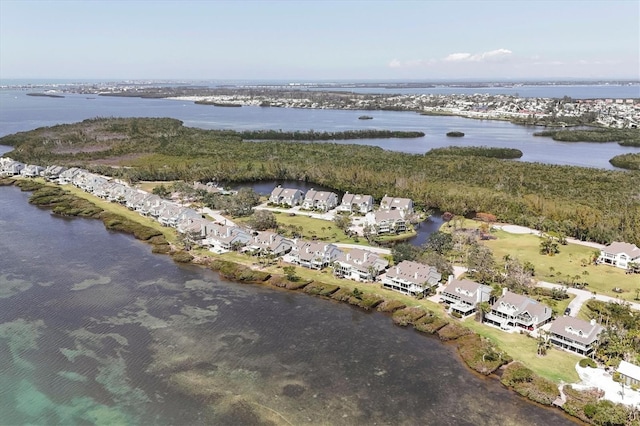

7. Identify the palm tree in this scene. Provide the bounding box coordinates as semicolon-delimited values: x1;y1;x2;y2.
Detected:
537;332;551;356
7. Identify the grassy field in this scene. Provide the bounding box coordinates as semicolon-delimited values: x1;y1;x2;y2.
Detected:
238;210;416;246
463;318;581;383
483;230;638;301
136;181;178;193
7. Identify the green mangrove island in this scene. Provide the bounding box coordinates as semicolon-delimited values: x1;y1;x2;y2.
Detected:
425;146;523;159
1;117;639;246
610;153;640;170
534;128;640;146
238;129;425;140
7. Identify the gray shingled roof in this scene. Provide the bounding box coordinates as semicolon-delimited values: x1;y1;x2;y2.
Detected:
549;316;603;345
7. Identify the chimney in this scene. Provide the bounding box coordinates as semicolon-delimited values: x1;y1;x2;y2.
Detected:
502;287;508;296
447;274;453;285
590;319;596;326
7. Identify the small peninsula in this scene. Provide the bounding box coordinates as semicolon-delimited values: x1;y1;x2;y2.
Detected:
26;92;65;98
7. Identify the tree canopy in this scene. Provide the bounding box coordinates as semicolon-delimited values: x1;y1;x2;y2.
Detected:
2;117;639;245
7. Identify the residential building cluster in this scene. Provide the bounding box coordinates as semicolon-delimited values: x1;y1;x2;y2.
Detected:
268;185;414;235
440;281;604;357
164;92;639;129
3;162;445;293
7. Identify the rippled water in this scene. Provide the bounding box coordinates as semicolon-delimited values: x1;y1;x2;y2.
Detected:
0;185;578;425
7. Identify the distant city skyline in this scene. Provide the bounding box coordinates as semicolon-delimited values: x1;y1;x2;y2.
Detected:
1;0;638;81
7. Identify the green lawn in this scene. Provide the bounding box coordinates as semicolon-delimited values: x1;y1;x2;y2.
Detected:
62;184;178;243
238;212;367;244
136;181;178;193
463;318;581;383
483;230;638;301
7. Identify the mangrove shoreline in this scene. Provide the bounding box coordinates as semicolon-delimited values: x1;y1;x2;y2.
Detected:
0;177;610;424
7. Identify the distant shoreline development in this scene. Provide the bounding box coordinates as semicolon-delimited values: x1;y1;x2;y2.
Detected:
18;82;639;129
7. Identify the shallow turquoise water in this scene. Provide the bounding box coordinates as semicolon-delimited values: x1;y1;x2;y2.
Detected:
0;185;576;425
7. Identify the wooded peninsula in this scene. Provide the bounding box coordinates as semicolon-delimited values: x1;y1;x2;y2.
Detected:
1;117;639;245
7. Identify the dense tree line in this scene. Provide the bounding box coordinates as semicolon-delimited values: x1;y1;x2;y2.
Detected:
238;129;425;140
534;128;640;145
610;153;640;170
2;117;639;245
425;146;523;159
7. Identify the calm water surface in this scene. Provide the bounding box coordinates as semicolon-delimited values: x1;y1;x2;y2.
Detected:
0;186;576;425
1;89;637;169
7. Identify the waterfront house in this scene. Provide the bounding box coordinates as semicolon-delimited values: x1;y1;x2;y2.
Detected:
302;189;338;212
246;231;293;257
105;182;134;204
176;216;210;239
379;195;414;217
0;160;25;176
43;165;67;181
333;248;389;282
548;317;603;356
173;208;202;229
202;223;251;252
139;194;163;217
618;361;640;387
269;186;304;207
337;193;374;214
381;260;441;296
440;278;492;316
484;289;552;331
58;167;82;184
289;239;342;270
125;190;149;211
19;164;44;177
72;171;108;193
597;242;640;270
157;203;184;226
365;210;408;234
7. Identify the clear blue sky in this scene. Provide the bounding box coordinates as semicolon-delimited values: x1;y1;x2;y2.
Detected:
1;0;638;81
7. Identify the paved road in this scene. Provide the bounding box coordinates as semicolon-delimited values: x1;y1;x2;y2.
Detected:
537;281;640;315
447;265;638;314
254;203;337;221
